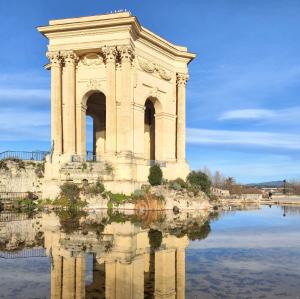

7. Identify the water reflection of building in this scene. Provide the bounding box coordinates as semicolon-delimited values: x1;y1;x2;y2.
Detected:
0;210;211;299
42;211;203;299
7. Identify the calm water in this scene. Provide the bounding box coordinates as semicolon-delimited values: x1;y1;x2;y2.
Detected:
0;205;300;299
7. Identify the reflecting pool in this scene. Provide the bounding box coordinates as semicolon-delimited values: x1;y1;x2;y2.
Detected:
0;205;299;298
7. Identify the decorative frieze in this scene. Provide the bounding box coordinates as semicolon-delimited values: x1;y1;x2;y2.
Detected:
138;57;172;81
86;79;102;90
79;53;103;66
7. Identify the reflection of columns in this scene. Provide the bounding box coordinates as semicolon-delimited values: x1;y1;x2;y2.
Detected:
118;46;134;154
103;46;117;155
62;51;78;155
176;73;188;162
62;256;76;299
176;249;185;299
155;249;176;299
47;51;63;154
51;255;63;299
51;254;85;299
75;256;86;299
105;260;116;299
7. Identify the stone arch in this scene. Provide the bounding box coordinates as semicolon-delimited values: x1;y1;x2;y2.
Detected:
144;96;163;161
77;89;106;159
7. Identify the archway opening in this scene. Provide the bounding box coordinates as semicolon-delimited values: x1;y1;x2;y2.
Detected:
144;98;155;160
86;92;106;157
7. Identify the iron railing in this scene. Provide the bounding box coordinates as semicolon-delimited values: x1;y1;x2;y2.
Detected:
148;160;167;167
71;151;101;163
0;192;38;201
0;151;49;161
0;248;47;259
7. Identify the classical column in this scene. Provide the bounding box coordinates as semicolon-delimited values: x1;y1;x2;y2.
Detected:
155;249;176;299
103;46;117;155
118;46;134;155
62;51;78;155
176;249;185;299
47;51;63;154
51;255;63;299
176;74;189;162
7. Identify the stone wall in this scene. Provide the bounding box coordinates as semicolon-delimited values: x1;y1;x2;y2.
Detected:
0;160;45;193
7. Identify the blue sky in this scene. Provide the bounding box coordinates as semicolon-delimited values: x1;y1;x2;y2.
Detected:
0;0;300;183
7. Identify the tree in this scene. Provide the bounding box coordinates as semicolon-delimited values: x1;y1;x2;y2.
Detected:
212;170;225;188
187;171;211;195
148;164;163;186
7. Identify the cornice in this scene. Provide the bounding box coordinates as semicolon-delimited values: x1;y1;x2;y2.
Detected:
37;14;196;63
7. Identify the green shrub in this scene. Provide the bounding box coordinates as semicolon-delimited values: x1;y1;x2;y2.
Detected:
106;192;129;205
60;182;81;203
148;164;163;186
172;178;188;188
141;184;151;192
187;185;200;196
187;171;211;195
88;180;105;195
170;182;181;190
132;189;145;199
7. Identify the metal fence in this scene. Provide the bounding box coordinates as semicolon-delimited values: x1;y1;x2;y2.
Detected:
0;248;47;259
0;192;35;201
0;151;49;161
71;151;101;163
147;160;167;167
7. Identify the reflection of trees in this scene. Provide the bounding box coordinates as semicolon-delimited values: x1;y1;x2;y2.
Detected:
57;209;87;234
168;220;211;241
148;229;162;249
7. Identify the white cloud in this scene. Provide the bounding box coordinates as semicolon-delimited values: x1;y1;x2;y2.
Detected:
219;106;300;123
187;128;300;150
219;109;276;120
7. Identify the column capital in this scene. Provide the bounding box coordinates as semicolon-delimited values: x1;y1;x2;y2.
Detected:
47;51;62;67
176;73;189;86
61;51;79;66
102;46;117;64
118;45;134;64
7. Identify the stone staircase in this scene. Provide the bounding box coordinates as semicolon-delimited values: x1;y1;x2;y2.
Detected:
59;161;108;183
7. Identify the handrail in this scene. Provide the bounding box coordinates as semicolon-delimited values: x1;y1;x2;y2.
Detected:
0;151;49;161
148;160;167;167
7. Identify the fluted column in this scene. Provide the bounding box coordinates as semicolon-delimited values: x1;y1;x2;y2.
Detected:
47;51;63;154
176;249;185;299
176;74;189;162
103;46;117;155
62;51;78;155
51;255;63;299
118;46;134;154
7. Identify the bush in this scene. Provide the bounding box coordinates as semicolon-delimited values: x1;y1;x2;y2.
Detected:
87;180;105;196
148;164;163;186
187;171;211;195
170;182;182;191
173;178;188;188
187;185;200;196
60;182;81;203
132;189;145;199
0;160;8;171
